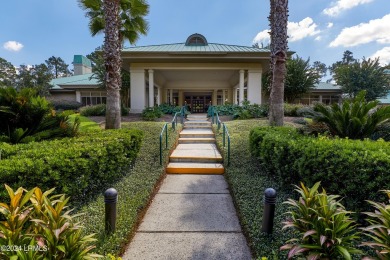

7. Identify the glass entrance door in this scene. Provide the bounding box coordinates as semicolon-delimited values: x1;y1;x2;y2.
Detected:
192;99;204;113
184;95;212;113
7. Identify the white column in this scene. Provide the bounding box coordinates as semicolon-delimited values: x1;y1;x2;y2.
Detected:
169;89;173;104
130;68;146;113
222;90;226;105
148;69;154;107
157;87;161;105
247;69;262;104
213;89;218;105
239;69;245;105
76;91;81;103
233;87;237;105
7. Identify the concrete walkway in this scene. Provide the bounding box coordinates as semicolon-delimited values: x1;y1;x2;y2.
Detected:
122;114;251;260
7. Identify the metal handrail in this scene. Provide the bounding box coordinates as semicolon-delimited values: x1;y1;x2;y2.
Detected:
159;123;168;165
211;106;231;166
171;106;187;130
161;106;187;165
222;122;231;166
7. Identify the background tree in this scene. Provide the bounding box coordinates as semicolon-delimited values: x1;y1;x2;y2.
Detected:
284;56;322;102
16;64;53;96
329;50;356;75
45;56;72;78
0;57;16;87
263;56;323;103
332;57;390;101
268;0;289;126
79;0;149;129
312;61;327;79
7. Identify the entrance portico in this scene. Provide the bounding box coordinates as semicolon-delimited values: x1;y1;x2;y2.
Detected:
122;34;269;113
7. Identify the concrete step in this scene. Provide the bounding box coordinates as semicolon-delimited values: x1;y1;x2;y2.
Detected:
184;121;211;126
186;115;208;121
183;125;211;129
166;162;224;174
178;138;216;144
179;129;214;138
170;148;223;163
175;143;218;150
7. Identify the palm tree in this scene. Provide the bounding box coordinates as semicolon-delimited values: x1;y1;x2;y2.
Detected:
79;0;149;129
268;0;289;126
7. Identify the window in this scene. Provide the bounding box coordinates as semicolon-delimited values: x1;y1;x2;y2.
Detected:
81;91;106;106
185;33;208;46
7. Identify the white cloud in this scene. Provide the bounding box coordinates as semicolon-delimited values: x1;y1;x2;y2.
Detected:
315;36;322;41
370;47;390;65
323;0;374;17
253;30;270;45
3;41;24;52
330;14;390;47
253;17;320;44
288;17;320;42
327;22;334;28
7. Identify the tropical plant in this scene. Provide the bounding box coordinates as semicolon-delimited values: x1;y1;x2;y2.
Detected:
281;182;361;259
361;190;390;259
0;185;101;259
78;0;149;129
0;87;80;143
312;90;390;139
268;0;288;126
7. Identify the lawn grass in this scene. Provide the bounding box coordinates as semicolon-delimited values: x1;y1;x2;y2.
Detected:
68;114;102;132
214;119;295;259
77;122;180;256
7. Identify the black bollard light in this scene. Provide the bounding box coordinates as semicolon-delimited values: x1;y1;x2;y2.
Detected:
104;188;118;234
261;188;277;234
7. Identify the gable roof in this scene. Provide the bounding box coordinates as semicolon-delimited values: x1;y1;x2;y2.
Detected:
50;73;99;89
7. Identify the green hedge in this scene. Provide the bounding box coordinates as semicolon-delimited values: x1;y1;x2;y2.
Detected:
249;126;390;212
0;129;143;201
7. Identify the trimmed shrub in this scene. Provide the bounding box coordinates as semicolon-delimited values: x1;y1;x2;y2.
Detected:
0;129;143;202
158;103;181;114
80;104;106;116
250;126;390;212
371;121;390;141
141;107;163;121
49;99;83;110
284;103;304;117
80;104;129;116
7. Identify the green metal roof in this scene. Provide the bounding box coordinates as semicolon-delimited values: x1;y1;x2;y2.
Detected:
50;73;99;89
73;55;92;67
122;43;269;53
313;82;341;90
378;93;390;104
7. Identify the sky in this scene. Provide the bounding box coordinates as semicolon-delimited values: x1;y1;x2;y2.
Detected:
1;0;389;74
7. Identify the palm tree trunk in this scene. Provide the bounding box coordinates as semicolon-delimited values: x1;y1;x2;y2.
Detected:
104;0;121;129
269;0;288;126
